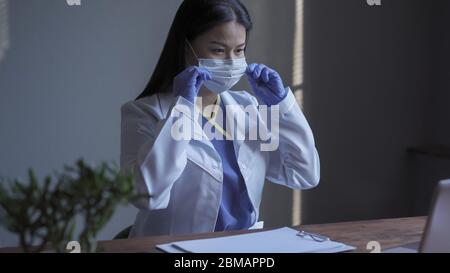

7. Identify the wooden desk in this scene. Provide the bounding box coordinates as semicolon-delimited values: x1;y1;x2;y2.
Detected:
97;216;426;253
0;217;425;253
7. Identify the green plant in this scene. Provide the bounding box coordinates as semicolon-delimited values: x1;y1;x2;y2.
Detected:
0;159;143;253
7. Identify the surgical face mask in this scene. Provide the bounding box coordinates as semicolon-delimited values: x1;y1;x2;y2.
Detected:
187;40;248;94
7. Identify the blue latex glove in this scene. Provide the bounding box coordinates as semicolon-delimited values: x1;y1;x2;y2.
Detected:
246;64;288;106
173;66;212;104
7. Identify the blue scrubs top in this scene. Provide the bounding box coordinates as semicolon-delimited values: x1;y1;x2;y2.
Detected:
201;96;254;231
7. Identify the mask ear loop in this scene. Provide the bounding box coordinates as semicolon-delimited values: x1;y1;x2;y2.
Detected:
186;39;200;65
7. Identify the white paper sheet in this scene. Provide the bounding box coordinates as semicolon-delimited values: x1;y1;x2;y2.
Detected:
156;227;355;253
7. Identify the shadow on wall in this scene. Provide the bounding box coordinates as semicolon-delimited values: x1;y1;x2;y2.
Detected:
301;0;450;224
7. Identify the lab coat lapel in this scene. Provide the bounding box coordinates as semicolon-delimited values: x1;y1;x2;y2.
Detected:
219;93;245;161
157;92;221;171
220;92;261;179
220;91;265;220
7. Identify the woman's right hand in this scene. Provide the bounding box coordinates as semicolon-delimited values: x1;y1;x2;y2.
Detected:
173;66;212;104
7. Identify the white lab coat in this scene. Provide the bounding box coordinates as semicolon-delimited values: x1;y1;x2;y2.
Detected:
120;87;320;237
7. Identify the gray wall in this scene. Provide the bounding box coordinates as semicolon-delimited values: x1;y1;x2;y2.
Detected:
411;0;450;216
0;0;181;247
427;0;450;145
0;0;297;247
241;0;297;230
301;0;450;224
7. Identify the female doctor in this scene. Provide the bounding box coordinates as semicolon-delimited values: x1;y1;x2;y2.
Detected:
120;0;320;237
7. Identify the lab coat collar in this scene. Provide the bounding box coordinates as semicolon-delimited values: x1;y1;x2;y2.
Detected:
157;89;223;178
155;89;258;179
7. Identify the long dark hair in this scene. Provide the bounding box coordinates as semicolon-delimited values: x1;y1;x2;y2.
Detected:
135;0;253;100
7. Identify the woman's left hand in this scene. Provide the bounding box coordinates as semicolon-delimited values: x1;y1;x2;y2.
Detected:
246;63;288;106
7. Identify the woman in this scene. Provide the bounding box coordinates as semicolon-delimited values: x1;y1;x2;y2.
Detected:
120;0;320;237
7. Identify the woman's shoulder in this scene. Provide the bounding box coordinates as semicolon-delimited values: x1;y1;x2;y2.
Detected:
121;92;173;121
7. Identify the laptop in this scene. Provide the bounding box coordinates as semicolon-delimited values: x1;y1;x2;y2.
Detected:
384;179;450;253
